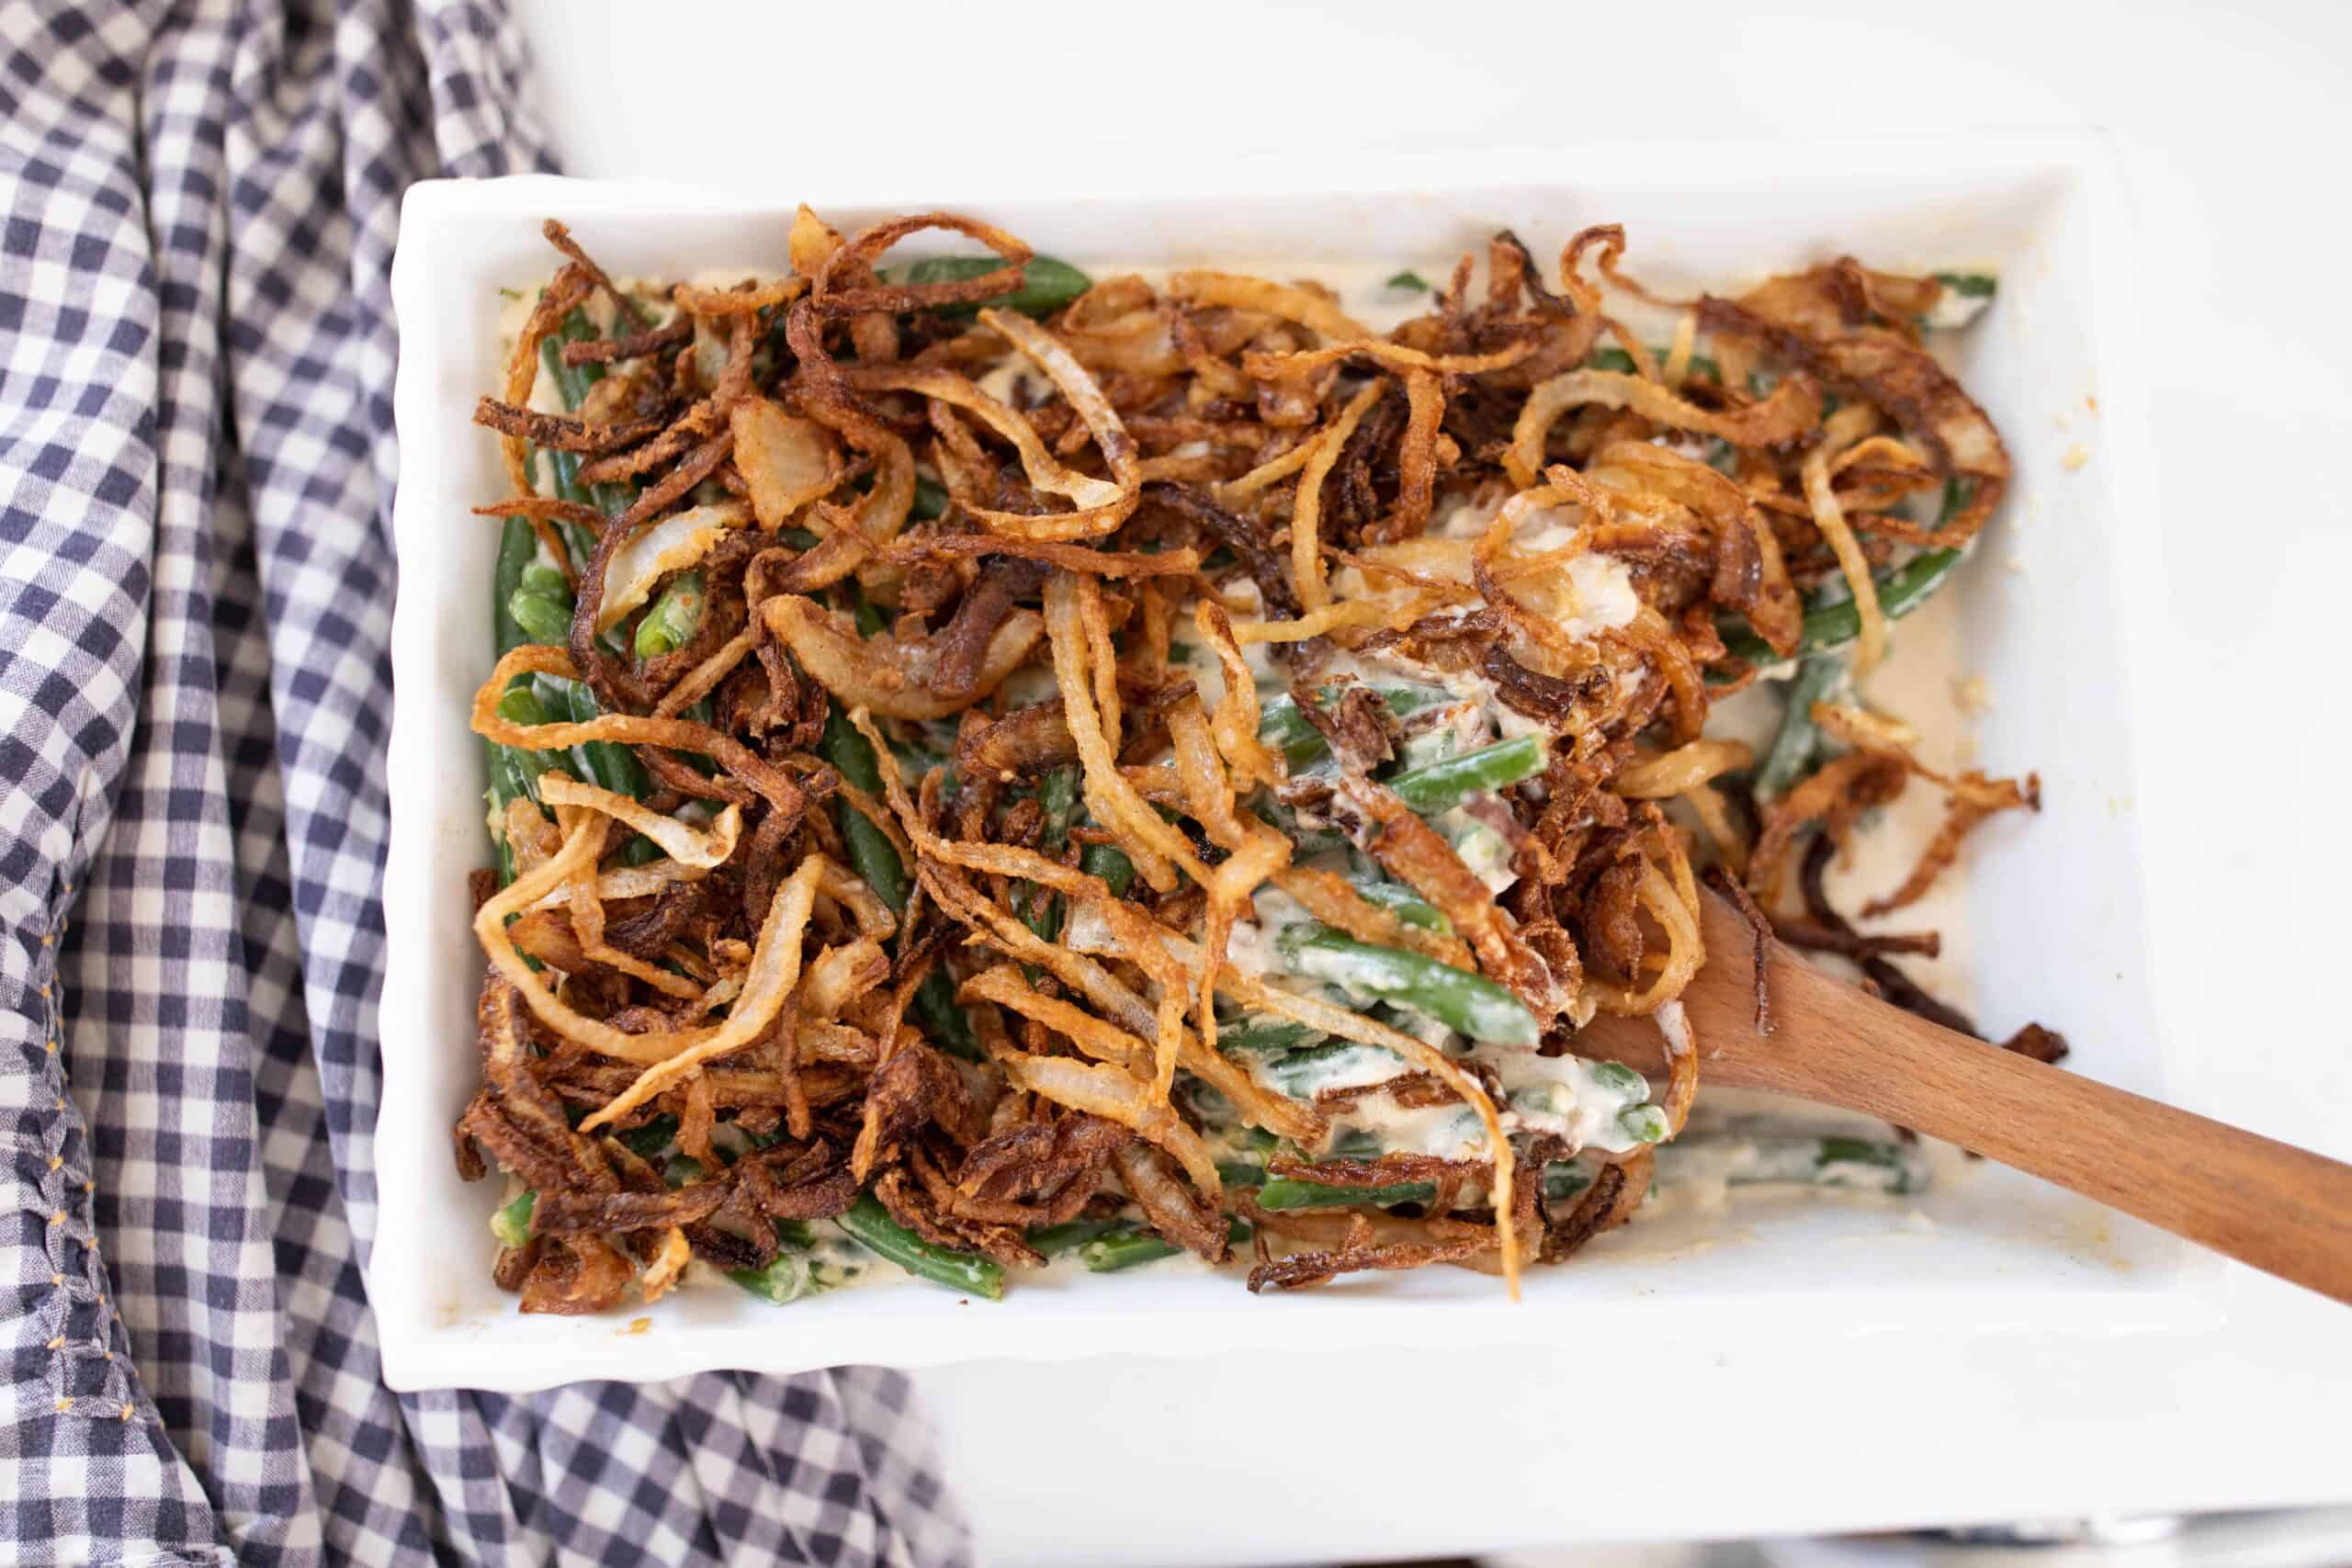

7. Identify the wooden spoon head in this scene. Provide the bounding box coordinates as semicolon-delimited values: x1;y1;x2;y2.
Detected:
1571;888;1842;1097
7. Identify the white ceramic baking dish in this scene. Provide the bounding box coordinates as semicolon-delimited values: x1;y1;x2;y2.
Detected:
376;137;2205;1393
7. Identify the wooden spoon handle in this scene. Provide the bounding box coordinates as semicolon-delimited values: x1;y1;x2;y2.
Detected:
1581;893;2352;1303
1781;1006;2352;1305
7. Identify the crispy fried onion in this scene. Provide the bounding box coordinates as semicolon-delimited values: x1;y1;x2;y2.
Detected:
1579;857;1704;1017
1507;369;1822;490
1168;695;1294;1077
1240;337;1535;379
964;964;1221;1200
1067;901;1522;1296
451;210;2029;1311
1798;705;2041;917
1290;381;1388;612
1800;434;1886;675
730;397;842;527
849;708;1104;898
1340;777;1568;1023
919;850;1322;1146
493;263;593;495
473;644;806;815
590;502;748;635
1611;739;1752;800
575;855;826;1126
762;593;1041;719
1046;570;1204;894
844;355;1135;540
1193;598;1283;790
1586;440;1801;657
1746;750;1908;909
884;532;1200;580
538;775;741;866
537;780;738;1001
1860;771;2037;916
473;812;821;1071
1167;271;1369;342
1702;266;2010;543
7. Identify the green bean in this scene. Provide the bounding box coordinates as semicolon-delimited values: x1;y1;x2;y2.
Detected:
519;312;649;804
492;515;541;656
1258;1177;1436;1212
544;674;650;800
816;709;971;1052
1385;269;1432;293
1080;840;1135;897
912;971;978;1060
1214;1018;1326;1055
1588;345;1723;383
1021;768;1080;945
910;473;949;521
1545;1164;1593;1201
516;562;569;599
1807;1135;1924;1193
540;309;630;523
836;1195;1004;1299
1276;924;1540;1045
1585;1059;1647;1099
819;710;910;914
1617;1104;1670;1144
1076;1220;1252;1272
507;566;574;647
727;1221;833;1304
1385;734;1545;816
1346;877;1450;931
728;1252;821;1305
1079;1227;1182;1272
497;683;553;728
1655;1134;1928;1197
1026;1219;1121;1258
1259;1163;1593;1212
1719;479;1973;666
632;570;706;659
1753;654;1845;801
878;254;1093;319
1250;796;1348;859
1037;767;1080;852
484;745;541;828
1935;272;1997;299
539;312;604;411
490;685;570;808
1215;1160;1267;1189
1720;547;1963;666
491;1190;536;1248
820;706;886;795
616;1113;679;1159
1258;684;1452;770
487;515;551;880
813;712;976;1054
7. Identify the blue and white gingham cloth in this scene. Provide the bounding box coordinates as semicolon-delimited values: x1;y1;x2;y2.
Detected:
0;4;968;1562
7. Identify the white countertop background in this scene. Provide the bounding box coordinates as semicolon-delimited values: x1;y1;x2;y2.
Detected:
509;2;2352;1560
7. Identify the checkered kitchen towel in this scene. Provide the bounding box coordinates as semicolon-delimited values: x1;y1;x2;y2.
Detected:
0;4;968;1562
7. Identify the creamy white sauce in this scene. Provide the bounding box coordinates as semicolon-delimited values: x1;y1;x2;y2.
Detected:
1924;283;1996;333
700;1228;908;1302
1430;805;1517;895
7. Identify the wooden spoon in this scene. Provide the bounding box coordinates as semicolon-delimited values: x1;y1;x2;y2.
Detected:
1577;889;2352;1304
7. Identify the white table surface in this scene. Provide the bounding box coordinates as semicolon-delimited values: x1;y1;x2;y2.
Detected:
511;2;2352;1560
